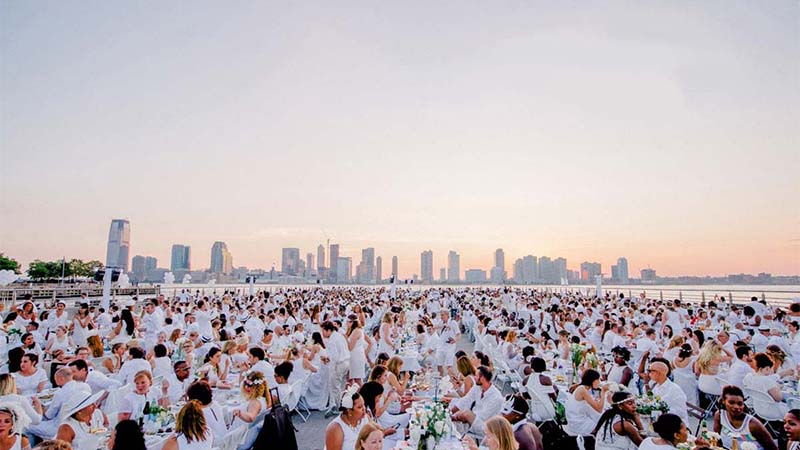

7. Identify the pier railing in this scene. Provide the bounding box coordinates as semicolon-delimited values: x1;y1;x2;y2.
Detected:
527;285;800;307
0;285;160;307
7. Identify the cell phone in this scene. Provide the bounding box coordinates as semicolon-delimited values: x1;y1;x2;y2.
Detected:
391;423;401;429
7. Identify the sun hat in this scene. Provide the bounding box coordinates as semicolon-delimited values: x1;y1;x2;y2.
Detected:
62;391;104;419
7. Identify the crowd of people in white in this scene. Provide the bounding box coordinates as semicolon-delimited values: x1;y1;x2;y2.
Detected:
2;287;800;450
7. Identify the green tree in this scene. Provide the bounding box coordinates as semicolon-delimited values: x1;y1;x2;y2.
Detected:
0;254;20;273
27;260;51;280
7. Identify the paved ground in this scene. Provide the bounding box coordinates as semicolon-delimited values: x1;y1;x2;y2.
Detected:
292;334;476;450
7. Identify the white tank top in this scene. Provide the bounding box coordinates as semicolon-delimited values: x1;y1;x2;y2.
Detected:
7;433;22;450
332;415;367;450
176;432;213;450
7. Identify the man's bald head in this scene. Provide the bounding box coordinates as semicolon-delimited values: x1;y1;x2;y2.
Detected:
649;361;669;384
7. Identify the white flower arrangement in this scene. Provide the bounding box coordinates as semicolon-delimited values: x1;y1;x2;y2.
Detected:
409;402;452;447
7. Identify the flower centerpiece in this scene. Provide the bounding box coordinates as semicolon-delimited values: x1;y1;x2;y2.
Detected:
409;401;453;450
636;392;670;417
584;347;599;370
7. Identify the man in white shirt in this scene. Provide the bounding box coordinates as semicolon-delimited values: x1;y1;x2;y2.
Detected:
164;360;194;402
28;367;91;439
322;320;350;416
726;345;755;387
648;361;688;423
246;347;276;388
450;365;504;437
141;301;162;352
68;359;121;394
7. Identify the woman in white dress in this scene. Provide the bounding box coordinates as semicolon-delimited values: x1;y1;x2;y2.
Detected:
0;374;42;427
0;402;31;450
55;391;104;449
325;386;369;450
229;370;272;447
592;392;644;450
162;400;213;450
377;314;396;355
103;343;126;374
304;332;331;410
606;347;634;389
694;339;732;398
44;325;74;358
12;354;49;395
565;369;609;437
71;303;93;347
672;344;699;405
109;310;136;345
347;317;368;385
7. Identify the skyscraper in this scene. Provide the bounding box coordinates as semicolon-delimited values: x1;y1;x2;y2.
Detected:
513;258;524;283
106;219;131;271
439;268;446;282
522;255;538;283
145;256;157;280
580;262;602;282
210;241;233;274
131;255;146;282
375;256;382;284
391;256;398;279
420;250;433;284
539;256;555;283
447;251;460;283
328;244;340;281
494;249;505;271
317;245;325;272
281;248;301;276
336;257;352;283
554;257;568;283
616;257;629;283
306;253;315;277
170;244;191;272
357;248;375;283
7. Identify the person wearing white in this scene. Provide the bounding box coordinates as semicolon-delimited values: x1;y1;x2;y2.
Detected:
323;321;350;413
450;365;504;438
68;359;122;395
727;346;755;388
648;362;689;423
114;347;152;384
28;368;91;440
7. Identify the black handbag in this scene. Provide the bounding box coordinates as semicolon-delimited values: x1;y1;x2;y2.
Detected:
250;387;298;450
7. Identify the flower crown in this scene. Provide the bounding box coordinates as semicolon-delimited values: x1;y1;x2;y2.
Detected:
341;384;360;409
243;371;265;386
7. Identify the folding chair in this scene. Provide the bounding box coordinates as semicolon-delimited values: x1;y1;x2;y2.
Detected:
743;387;787;440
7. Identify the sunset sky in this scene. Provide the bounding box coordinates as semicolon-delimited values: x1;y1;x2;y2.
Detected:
1;2;798;277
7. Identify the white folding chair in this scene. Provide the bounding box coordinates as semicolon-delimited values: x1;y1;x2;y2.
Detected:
214;422;248;450
295;373;312;422
743;386;788;439
102;383;132;428
526;380;556;422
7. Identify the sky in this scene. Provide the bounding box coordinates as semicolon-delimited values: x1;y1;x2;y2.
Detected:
1;1;798;278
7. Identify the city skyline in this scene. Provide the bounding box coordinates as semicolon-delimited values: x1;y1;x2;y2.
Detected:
59;219;799;280
2;3;797;277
